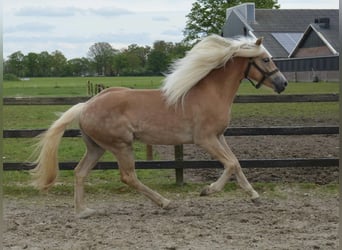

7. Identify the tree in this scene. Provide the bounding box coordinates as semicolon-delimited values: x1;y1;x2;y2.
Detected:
112;52;128;76
168;42;191;61
146;41;191;75
183;0;280;43
147;41;173;74
88;42;116;76
50;50;67;76
113;45;151;75
37;51;52;76
24;52;40;77
5;51;25;77
3;40;192;77
66;57;93;76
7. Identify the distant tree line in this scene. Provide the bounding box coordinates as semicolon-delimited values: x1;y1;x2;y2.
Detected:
4;41;191;78
4;1;279;79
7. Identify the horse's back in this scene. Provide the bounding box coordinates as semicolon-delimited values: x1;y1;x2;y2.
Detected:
79;87;195;146
94;86;132;96
86;87;163;109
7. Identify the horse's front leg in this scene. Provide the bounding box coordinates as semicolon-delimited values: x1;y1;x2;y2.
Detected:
197;135;259;202
217;135;259;202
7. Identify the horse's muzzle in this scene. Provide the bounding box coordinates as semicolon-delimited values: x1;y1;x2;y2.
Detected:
273;76;288;94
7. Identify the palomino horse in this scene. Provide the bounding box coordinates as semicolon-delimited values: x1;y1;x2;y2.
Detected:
31;35;287;218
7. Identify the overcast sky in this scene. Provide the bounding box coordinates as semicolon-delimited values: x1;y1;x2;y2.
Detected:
3;0;339;59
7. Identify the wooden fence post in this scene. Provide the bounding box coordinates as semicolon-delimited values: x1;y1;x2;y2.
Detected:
146;145;153;160
87;81;91;96
87;81;94;96
175;144;184;185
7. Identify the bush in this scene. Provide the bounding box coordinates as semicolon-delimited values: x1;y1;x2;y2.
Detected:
4;73;20;81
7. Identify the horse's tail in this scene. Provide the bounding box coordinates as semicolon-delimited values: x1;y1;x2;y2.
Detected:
30;103;86;191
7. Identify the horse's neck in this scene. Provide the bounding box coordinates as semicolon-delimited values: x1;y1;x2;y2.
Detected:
202;57;247;106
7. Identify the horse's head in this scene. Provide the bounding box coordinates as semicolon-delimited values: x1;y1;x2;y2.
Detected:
245;38;288;93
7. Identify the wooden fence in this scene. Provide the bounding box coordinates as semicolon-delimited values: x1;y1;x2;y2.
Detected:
3;94;339;184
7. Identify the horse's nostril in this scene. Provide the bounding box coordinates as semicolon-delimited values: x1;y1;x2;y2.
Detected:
284;81;288;87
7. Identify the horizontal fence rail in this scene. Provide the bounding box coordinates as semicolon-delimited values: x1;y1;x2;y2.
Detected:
4;94;339;184
3;94;339;105
3;126;339;138
3;158;339;171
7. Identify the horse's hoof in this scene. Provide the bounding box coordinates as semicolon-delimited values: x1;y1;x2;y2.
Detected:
163;200;178;211
76;208;96;219
251;197;262;206
200;186;211;196
161;199;172;210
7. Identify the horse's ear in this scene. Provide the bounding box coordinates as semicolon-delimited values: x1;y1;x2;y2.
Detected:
255;37;264;46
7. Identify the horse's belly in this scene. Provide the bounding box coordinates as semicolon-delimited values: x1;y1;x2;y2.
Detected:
134;129;193;145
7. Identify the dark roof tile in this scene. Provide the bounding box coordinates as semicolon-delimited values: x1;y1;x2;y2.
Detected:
251;9;339;57
223;8;339;58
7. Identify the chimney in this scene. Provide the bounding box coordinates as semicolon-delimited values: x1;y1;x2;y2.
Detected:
245;3;255;23
229;3;255;24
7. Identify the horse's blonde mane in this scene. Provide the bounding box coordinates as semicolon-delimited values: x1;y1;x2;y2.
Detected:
161;34;265;106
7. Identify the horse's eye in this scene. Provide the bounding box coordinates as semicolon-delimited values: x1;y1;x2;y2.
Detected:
263;58;270;63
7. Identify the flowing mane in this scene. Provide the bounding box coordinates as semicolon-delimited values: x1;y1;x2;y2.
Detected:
161;34;265;106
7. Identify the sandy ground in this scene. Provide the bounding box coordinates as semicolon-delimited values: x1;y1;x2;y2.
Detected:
3;186;339;250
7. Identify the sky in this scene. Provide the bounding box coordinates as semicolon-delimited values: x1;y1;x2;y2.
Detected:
3;0;339;60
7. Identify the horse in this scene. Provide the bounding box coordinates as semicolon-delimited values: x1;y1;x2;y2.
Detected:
31;34;287;218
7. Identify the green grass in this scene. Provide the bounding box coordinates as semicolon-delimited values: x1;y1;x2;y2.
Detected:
3;77;338;97
3;105;71;129
231;102;338;120
3;76;164;97
3;168;181;198
3;170;338;199
238;80;339;95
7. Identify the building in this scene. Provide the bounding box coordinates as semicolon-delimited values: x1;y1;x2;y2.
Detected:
222;3;339;82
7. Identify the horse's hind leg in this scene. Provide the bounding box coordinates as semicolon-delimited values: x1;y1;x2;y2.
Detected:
74;133;105;218
114;144;171;208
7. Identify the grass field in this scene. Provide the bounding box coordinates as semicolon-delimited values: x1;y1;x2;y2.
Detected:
3;76;339;96
3;76;164;97
3;77;339;196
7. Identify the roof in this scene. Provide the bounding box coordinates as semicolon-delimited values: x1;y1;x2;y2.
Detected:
289;23;339;57
222;4;339;58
